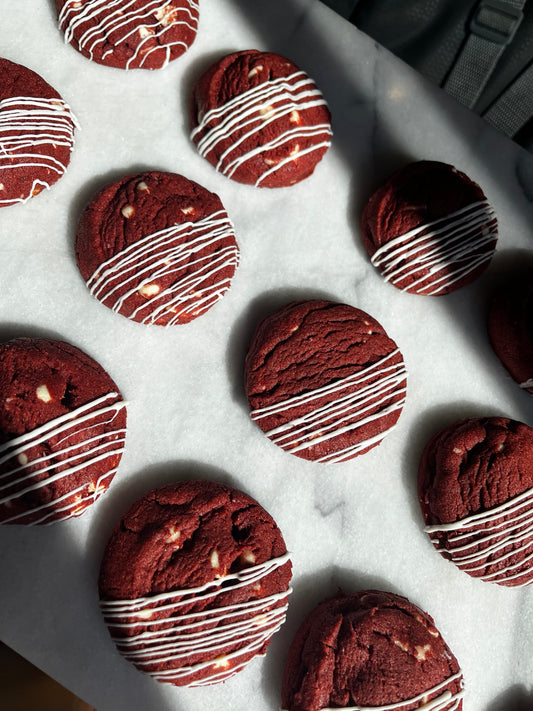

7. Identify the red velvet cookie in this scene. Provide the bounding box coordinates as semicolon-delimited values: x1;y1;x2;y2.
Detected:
75;171;239;326
418;416;533;587
0;338;127;525
56;0;199;70
245;300;407;463
281;589;464;711
190;50;332;188
488;271;533;394
99;479;292;686
0;57;79;208
361;161;498;295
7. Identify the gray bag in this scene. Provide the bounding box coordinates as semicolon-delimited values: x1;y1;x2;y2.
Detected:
323;0;533;152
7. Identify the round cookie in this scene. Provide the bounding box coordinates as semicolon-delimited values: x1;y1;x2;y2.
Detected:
0;337;127;525
281;589;464;711
361;161;498;295
99;479;292;686
488;271;533;394
0;57;79;208
75;171;239;326
190;50;332;188
244;300;407;463
56;0;199;70
418;416;533;587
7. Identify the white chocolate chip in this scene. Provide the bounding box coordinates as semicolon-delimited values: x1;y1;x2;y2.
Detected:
139;283;160;298
213;655;230;669
247;64;263;79
166;526;181;544
394;640;409;653
263;157;279;166
36;385;52;403
415;644;432;661
121;205;135;218
90;480;109;497
252;582;262;592
136;181;149;192
138;26;154;38
136;609;153;620
290;144;300;158
0;184;4;190
210;549;220;569
289;110;300;124
155;4;177;26
180;206;195;215
259;104;275;119
17;453;28;466
453;447;462;455
240;549;256;565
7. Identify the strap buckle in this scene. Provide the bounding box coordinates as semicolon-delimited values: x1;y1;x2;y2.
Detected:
470;0;524;45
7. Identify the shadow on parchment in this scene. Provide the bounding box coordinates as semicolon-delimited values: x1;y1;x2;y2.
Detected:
486;685;533;711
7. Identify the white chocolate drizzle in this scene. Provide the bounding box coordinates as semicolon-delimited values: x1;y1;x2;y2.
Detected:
251;349;407;463
191;71;332;186
100;552;292;685
424;485;533;585
0;96;79;207
86;209;239;326
370;201;497;295
0;392;127;524
282;670;464;710
58;0;199;70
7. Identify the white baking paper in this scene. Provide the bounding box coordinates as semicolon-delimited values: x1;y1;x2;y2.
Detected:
0;1;532;710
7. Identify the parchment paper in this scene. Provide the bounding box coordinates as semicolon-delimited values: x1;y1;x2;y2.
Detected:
0;1;532;709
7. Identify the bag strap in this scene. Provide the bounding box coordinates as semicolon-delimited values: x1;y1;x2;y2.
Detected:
482;59;533;135
443;0;526;108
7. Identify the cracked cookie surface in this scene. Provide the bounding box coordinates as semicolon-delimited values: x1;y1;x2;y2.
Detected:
99;479;292;686
0;337;126;525
245;300;407;463
281;589;463;711
418;416;533;586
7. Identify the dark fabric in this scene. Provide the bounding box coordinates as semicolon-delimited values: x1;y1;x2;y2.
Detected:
321;0;533;152
350;0;470;86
